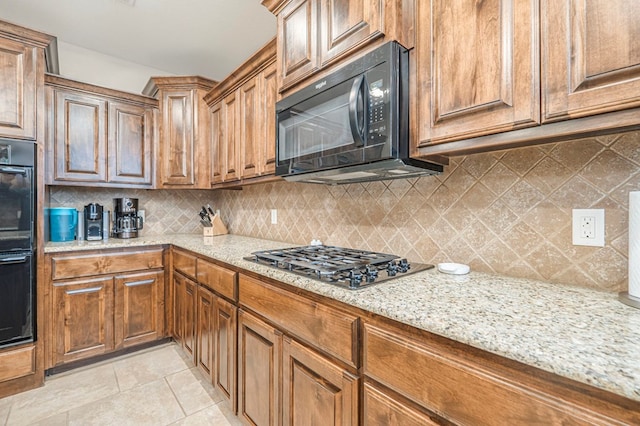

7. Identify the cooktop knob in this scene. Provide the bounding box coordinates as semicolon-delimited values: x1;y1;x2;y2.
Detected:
348;270;363;289
386;261;398;276
365;264;379;282
398;258;410;273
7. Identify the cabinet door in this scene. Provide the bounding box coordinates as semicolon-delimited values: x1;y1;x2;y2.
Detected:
238;310;281;426
259;61;278;176
108;101;154;186
0;38;37;140
49;89;108;183
363;382;439;426
209;102;224;185
319;0;384;66
114;270;164;349
222;91;240;182
172;272;185;344
183;276;197;363
542;0;640;121
278;0;319;91
196;285;214;380
214;296;237;411
240;76;260;179
53;277;114;366
417;0;539;146
282;337;358;425
160;90;194;186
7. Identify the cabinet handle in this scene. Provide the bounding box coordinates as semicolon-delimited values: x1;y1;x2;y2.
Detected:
65;286;103;295
124;278;155;287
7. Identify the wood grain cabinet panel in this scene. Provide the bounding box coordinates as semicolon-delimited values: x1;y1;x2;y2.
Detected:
260;61;278;176
50;249;164;281
114;270;164;349
49;89;108;183
0;346;35;383
182;276;197;363
417;0;540;147
238;309;281;426
542;0;640;121
172;249;197;281
107;101;153;186
196;285;214;380
278;0;319;91
282;337;358;426
363;382;439;426
209;102;224;185
239;274;358;368
240;77;260;179
0;37;37;140
162;90;194;185
363;322;639;425
222;91;240;182
319;0;384;66
196;258;237;302
53;277;114;366
214;296;237;411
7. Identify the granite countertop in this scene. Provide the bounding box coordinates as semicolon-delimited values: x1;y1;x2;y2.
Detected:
45;233;640;403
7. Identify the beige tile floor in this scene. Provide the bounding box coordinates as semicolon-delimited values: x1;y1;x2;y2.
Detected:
0;343;242;426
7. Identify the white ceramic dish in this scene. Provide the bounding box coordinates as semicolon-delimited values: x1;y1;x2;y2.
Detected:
437;262;470;275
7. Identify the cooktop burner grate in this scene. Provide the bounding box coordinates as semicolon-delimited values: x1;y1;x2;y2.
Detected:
244;245;433;289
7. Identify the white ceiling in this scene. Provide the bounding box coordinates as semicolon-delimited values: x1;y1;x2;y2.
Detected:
0;0;276;80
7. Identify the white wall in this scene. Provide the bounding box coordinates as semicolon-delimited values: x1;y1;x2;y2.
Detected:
56;40;176;94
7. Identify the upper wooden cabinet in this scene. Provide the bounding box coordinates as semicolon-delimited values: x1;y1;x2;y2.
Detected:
204;39;278;187
542;0;640;121
0;21;54;141
45;75;157;188
262;0;414;93
146;76;217;189
417;0;540;147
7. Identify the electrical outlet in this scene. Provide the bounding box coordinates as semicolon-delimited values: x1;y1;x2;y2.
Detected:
270;209;277;225
572;209;605;247
138;209;145;223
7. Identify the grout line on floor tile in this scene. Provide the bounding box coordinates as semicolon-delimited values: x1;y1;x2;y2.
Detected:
163;376;189;419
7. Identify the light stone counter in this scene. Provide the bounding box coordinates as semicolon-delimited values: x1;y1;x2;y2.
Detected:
45;233;640;403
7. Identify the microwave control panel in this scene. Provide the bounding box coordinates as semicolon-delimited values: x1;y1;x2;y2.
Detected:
367;77;388;144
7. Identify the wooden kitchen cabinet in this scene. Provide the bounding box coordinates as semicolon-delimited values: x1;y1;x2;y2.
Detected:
542;0;640;122
214;296;237;409
45;75;157;188
0;21;53;140
196;284;215;380
172;271;197;364
52;277;115;366
362;319;640;425
416;0;540;148
363;382;440;426
205;39;278;187
146;76;217;188
282;336;358;425
238;309;281;426
262;0;414;93
45;248;166;368
114;270;165;349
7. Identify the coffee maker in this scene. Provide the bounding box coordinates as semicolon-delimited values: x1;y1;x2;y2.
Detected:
112;198;143;239
84;203;103;241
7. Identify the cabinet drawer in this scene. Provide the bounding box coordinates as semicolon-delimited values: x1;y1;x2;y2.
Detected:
196;259;236;300
173;249;196;280
363;323;627;425
239;274;358;368
0;345;35;382
50;249;163;280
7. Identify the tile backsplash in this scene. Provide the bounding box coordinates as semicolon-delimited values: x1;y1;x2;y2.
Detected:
49;131;640;292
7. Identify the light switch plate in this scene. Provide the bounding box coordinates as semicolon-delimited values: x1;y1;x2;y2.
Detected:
572;209;605;247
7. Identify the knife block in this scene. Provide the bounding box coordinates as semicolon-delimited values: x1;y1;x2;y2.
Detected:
203;213;228;236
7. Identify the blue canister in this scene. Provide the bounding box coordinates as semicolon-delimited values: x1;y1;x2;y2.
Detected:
49;207;77;242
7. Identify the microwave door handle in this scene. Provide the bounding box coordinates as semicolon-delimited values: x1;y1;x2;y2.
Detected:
348;75;366;147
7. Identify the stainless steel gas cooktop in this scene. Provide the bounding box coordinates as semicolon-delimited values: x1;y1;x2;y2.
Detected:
244;245;434;289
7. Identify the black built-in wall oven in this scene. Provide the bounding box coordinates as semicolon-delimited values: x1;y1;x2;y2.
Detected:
0;140;35;349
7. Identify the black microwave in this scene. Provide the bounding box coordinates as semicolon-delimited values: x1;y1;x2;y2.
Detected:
275;41;442;185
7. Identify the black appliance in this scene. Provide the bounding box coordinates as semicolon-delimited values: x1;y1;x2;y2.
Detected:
244;245;433;289
113;197;143;239
275;41;443;185
0;139;34;348
84;203;103;241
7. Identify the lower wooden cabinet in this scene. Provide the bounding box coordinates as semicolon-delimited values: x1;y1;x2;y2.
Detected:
196;285;215;380
238;309;281;426
173;271;197;364
46;248;166;369
363;382;439;426
214;295;237;410
282;337;358;426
